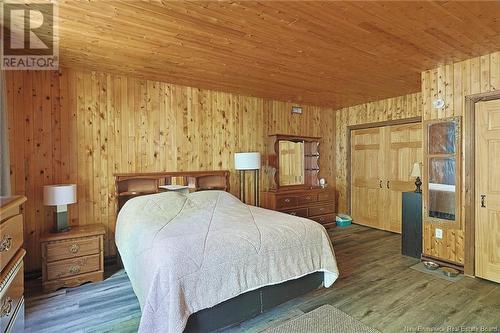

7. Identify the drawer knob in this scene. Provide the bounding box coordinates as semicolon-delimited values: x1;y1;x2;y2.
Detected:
284;198;291;203
0;235;12;253
0;297;13;318
289;212;297;216
320;208;325;211
69;265;81;274
69;244;80;254
319;217;325;221
306;196;311;200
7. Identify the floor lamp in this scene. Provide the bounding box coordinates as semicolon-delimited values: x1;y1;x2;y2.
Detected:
235;152;261;206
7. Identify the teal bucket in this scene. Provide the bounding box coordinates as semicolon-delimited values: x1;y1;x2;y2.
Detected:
336;214;352;227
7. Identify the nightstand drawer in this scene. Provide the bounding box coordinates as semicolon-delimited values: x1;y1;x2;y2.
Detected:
282;208;308;218
309;205;334;217
46;254;101;281
0;262;23;333
45;236;100;262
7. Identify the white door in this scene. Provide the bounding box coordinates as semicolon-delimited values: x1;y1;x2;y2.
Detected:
475;99;500;283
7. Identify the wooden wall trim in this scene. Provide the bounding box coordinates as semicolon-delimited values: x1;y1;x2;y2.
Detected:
347;116;422;131
463;90;500;276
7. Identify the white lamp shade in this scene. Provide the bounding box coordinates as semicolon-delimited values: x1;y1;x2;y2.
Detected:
410;163;422;178
235;152;261;170
43;184;77;206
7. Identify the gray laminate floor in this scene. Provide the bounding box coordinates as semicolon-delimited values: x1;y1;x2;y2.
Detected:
25;225;500;333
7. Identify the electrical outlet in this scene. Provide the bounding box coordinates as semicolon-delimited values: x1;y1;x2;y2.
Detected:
435;228;443;239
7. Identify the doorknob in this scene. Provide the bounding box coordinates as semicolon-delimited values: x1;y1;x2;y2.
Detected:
379;180;382;188
481;195;486;208
386;181;390;189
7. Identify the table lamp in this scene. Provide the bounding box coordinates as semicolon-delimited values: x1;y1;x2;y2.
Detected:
43;184;77;232
235;152;261;205
410;163;422;193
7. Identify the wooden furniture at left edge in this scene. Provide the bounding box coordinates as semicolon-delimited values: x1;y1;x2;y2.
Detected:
41;224;105;292
115;170;230;211
0;196;26;333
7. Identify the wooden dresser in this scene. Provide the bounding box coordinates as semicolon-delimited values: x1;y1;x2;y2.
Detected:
41;224;105;292
0;196;26;333
262;134;336;227
261;188;336;227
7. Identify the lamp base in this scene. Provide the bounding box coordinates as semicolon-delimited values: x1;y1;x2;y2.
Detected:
52;210;71;233
51;226;72;233
414;177;422;193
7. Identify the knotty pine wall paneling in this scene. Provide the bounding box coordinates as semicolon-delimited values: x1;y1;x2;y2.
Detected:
6;71;61;272
264;100;336;191
421;51;500;265
6;68;336;273
335;92;423;213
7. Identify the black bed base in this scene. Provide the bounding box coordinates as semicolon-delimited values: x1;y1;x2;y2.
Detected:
185;272;324;332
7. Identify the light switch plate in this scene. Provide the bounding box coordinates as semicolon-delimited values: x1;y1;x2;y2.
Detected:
435;228;443;239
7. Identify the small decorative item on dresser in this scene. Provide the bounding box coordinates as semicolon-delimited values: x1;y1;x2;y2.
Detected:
41;224;105;292
410;163;422;193
43;184;77;232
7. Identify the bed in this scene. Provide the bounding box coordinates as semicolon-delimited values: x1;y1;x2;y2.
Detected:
114;172;338;333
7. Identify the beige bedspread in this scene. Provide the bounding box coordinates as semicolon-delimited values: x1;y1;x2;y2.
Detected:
115;190;338;333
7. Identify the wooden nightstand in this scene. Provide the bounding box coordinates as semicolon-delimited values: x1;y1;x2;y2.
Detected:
41;224;105;292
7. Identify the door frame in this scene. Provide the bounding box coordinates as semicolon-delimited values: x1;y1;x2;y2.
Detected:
464;90;500;276
346;116;422;215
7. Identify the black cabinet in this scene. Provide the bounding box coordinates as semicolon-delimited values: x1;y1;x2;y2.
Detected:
402;192;422;258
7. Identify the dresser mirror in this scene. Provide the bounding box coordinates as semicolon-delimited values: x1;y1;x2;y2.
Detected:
425;117;461;222
279;140;305;186
267;134;320;190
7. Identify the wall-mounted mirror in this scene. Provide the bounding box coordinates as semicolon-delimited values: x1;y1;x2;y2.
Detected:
279;141;305;186
425;117;461;222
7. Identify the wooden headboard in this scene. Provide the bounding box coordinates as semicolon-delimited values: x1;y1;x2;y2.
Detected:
114;170;230;211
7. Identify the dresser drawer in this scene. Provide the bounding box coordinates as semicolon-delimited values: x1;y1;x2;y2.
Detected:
46;254;101;281
309;205;335;217
0;214;23;274
311;213;335;225
276;196;297;209
5;299;23;333
318;191;335;202
44;236;100;262
282;208;308;218
297;194;318;205
0;262;23;333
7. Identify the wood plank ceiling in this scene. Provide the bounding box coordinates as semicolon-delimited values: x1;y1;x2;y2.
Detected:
56;1;500;108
